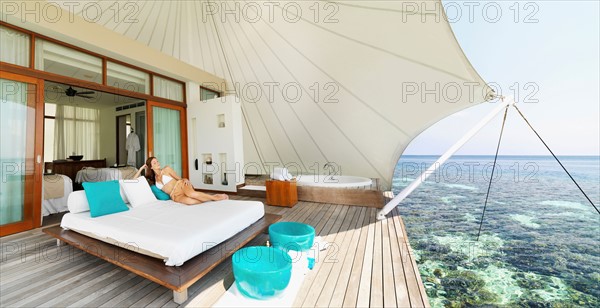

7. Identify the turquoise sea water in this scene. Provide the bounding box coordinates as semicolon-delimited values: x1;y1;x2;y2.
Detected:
393;156;600;307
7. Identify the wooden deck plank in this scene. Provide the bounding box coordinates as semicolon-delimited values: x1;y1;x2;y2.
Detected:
315;206;363;306
369;213;384;307
31;262;118;307
84;275;146;307
306;205;358;306
396;207;431;307
0;234;57;267
382;218;398;307
1;258;107;306
341;207;372;308
293;204;344;307
301;205;350;306
387;209;411;307
356;208;376;307
131;283;170;307
392;207;428;307
55;267;135;307
145;288;174;308
0;247;89;287
114;281;162;307
329;207;367;307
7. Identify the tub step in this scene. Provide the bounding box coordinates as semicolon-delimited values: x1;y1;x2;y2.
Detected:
238;185;266;198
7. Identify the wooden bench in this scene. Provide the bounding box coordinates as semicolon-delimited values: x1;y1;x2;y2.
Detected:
43;213;282;304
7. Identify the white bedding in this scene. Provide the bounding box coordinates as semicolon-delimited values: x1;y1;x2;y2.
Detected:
42;174;73;216
61;199;265;266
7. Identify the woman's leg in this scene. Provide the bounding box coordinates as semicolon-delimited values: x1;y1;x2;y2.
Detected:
173;195;201;205
181;182;227;202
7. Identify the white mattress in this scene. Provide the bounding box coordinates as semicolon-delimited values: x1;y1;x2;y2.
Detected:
61;199;265;266
42;174;73;216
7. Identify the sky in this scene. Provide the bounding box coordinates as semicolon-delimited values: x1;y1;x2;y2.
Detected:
404;1;600;156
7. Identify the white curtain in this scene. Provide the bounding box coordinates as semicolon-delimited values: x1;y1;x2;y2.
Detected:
0;26;29;67
153;76;183;102
153;107;182;175
0;79;28;225
54;105;100;160
34;38;45;70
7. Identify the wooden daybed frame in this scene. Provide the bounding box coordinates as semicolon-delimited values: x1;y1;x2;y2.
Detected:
43;213;282;304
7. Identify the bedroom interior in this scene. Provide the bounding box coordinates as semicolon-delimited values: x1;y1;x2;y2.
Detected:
0;0;505;306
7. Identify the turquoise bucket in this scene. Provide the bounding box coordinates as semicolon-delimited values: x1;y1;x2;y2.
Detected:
232;246;292;299
269;222;316;252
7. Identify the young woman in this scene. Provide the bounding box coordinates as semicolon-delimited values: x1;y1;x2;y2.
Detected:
133;157;228;205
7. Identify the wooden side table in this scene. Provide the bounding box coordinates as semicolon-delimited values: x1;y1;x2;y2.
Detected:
265;180;298;207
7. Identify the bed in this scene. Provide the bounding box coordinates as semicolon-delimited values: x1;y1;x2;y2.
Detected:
42;174;73;216
74;166;137;183
60;198;265;266
43;187;281;304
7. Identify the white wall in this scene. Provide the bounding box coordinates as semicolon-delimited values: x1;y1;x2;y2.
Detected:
187;82;244;192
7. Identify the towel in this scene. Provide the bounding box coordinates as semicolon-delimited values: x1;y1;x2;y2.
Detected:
270;167;294;181
118;166;137;180
43;174;65;200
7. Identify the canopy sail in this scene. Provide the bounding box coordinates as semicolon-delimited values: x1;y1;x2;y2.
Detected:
22;0;494;189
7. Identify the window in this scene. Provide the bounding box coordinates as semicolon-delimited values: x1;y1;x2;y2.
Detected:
107;61;150;94
53;104;100;160
153;76;183;102
200;86;220;100
35;39;102;84
0;25;30;67
44;104;57;162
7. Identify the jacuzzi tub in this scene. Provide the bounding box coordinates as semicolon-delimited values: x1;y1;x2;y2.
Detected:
295;174;372;189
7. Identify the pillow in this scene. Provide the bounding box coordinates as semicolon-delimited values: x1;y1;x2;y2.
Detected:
67;190;90;213
120;184;129;204
150;185;171;200
82;181;129;218
120;176;157;208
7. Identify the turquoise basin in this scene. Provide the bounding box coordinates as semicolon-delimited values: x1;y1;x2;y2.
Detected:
269;222;315;252
232;246;292;299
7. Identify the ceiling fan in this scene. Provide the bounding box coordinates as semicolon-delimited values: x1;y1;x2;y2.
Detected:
64;86;95;99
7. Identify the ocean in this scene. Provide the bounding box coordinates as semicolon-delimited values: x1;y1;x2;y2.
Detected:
393;155;600;307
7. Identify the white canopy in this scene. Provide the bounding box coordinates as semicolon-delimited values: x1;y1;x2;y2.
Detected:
26;1;494;189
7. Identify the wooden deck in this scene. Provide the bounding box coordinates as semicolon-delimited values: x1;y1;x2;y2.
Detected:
0;196;429;307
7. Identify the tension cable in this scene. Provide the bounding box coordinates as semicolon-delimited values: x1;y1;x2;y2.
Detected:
513;105;599;215
477;105;510;241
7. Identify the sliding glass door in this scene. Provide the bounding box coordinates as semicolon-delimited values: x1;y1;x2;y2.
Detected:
147;101;188;178
0;72;43;236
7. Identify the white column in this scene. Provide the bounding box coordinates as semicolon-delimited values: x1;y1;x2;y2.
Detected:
377;97;515;220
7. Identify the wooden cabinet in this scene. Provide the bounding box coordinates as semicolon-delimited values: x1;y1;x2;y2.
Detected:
45;159;106;189
265;180;298;207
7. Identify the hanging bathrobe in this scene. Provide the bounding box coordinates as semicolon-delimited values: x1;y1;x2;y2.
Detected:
126;132;141;167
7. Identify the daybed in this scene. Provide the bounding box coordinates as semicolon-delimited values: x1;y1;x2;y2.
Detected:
43;177;281;304
42;174;73;216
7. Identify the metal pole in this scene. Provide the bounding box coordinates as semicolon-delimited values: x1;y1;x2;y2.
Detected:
377;97;515;220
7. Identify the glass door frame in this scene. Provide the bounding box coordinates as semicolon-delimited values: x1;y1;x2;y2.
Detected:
0;71;44;236
146;101;189;179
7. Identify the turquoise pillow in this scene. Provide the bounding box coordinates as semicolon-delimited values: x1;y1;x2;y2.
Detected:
83;181;129;217
150;185;171;200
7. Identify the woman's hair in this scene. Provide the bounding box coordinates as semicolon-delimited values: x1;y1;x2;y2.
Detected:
145;157;156;185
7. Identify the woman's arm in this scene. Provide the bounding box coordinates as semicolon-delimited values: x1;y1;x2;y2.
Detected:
133;165;146;178
162;166;182;180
